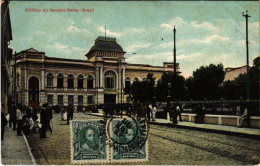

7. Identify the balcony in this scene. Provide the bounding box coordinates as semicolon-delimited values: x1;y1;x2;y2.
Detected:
45;87;99;93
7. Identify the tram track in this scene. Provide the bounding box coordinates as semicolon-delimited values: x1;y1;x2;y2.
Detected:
149;125;260;164
150;125;260;153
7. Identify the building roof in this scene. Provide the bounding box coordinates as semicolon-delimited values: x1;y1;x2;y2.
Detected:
224;65;248;81
17;48;45;54
86;36;125;57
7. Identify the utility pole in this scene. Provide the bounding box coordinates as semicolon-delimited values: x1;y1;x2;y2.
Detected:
173;26;177;78
172;26;178;124
242;11;251;101
173;26;177;102
242;10;251;127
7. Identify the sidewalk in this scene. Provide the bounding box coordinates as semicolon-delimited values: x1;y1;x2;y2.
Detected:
88;113;260;139
1;126;35;165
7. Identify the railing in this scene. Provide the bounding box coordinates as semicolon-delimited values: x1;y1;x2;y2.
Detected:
156;100;260;116
45;87;98;93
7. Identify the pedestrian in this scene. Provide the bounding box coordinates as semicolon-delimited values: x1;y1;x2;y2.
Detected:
8;103;14;128
26;106;32;119
46;104;53;135
172;103;178;125
67;104;74;125
31;106;38;122
1;111;8;140
10;104;17;130
40;104;48;138
151;104;157;121
22;113;32;135
16;105;23;136
238;108;249;128
177;103;183;122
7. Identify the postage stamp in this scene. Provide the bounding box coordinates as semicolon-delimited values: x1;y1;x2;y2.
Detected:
70;119;108;164
109;117;149;162
70;117;148;163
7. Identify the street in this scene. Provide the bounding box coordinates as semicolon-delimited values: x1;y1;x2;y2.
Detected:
26;113;260;165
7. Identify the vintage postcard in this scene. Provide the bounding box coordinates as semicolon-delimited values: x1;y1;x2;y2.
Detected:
1;0;260;165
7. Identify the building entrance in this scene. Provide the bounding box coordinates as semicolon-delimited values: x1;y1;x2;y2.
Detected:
28;77;39;108
104;94;116;104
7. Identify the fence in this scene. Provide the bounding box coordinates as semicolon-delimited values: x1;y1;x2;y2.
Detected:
156;100;260;116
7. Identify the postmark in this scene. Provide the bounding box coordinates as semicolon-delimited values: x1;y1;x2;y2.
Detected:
71;119;108;164
109;117;149;162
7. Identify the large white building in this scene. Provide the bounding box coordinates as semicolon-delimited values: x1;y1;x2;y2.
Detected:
12;36;180;109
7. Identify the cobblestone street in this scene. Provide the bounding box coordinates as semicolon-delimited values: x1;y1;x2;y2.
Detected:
26;113;260;165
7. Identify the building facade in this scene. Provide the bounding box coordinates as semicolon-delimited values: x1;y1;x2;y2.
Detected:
13;36;180;109
1;0;13;114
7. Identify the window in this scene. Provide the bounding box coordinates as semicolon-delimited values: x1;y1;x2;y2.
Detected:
67;74;74;89
57;73;64;88
104;71;116;89
78;95;83;105
87;75;94;89
142;78;147;81
88;96;93;104
77;75;84;89
58;95;63;106
47;95;53;105
68;95;74;105
125;77;131;89
133;77;139;82
47;73;54;87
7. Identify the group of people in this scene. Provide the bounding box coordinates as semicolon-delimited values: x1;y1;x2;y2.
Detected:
164;103;183;124
1;103;53;140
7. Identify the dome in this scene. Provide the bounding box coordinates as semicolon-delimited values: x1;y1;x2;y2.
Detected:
86;36;125;57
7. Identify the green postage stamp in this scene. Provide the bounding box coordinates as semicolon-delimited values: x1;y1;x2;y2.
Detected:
71;119;108;163
71;118;148;164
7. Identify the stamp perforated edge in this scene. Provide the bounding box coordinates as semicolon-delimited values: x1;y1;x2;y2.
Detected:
70;119;110;164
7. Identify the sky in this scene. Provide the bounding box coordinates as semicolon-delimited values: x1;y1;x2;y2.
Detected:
9;1;259;78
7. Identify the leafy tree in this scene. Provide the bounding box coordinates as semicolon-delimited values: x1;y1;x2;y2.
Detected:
124;73;155;104
186;64;225;100
156;72;187;101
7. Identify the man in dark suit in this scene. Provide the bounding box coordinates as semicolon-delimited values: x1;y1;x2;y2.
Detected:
67;104;74;125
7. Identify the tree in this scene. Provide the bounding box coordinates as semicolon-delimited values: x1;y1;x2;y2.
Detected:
186;64;225;100
156;72;187;101
124;73;155;104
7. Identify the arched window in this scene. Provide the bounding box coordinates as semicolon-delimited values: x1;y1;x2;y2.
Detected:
77;74;84;89
104;71;116;89
125;77;131;89
133;77;139;82
57;73;64;88
67;74;74;89
46;73;54;87
87;75;94;89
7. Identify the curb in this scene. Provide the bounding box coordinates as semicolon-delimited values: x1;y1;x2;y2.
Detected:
22;132;37;165
150;121;260;140
87;113;260;140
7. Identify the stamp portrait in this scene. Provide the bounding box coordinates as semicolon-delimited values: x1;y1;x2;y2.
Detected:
71;120;108;163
